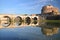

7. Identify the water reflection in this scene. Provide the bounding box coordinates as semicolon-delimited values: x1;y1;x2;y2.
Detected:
33;21;37;24
2;16;11;27
25;17;31;25
0;20;60;40
14;16;23;26
2;20;60;36
37;21;60;36
41;27;59;36
33;17;38;24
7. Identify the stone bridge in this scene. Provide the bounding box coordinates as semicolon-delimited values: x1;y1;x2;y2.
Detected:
0;14;40;28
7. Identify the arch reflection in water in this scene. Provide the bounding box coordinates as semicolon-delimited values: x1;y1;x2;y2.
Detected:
39;22;60;36
25;17;31;25
0;15;39;28
2;16;11;27
14;16;22;26
33;17;38;24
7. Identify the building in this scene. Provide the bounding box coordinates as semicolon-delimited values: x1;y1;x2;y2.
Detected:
40;5;60;20
41;5;59;15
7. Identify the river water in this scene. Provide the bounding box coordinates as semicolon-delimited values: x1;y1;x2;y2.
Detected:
0;22;60;40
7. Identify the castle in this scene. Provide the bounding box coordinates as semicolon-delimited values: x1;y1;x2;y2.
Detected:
39;5;60;20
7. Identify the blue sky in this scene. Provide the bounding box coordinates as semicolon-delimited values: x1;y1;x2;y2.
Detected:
0;0;60;14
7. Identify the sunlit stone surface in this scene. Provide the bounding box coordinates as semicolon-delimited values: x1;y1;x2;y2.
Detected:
0;14;40;28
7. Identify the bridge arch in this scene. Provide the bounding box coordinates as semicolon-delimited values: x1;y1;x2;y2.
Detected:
2;16;11;27
14;16;23;26
33;17;37;25
25;17;31;25
33;17;37;20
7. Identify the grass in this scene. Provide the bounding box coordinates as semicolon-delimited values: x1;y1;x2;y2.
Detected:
39;20;60;23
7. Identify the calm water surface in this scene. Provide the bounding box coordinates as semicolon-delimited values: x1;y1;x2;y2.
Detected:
0;22;60;40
